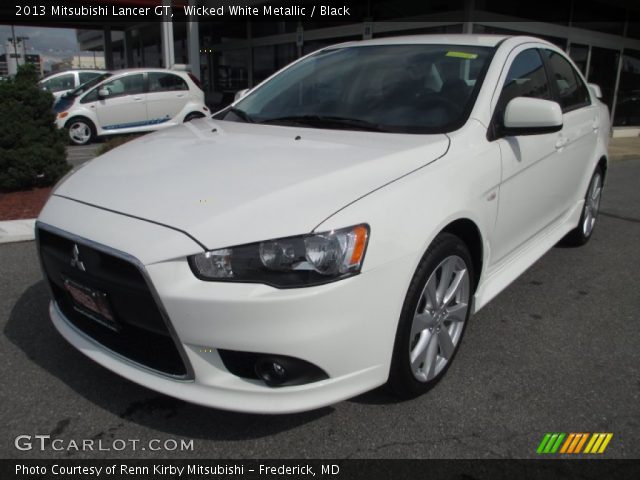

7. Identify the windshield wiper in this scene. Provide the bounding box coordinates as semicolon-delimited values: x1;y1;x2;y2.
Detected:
260;115;392;132
227;106;255;123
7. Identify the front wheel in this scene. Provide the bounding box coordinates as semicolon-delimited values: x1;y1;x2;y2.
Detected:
562;167;604;246
388;233;474;399
67;118;94;145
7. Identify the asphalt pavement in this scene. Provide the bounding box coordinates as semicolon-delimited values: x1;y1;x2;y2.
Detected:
65;144;102;167
1;159;639;459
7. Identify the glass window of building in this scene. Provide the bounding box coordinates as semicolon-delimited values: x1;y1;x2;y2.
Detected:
588;47;620;111
568;44;589;75
613;49;640;127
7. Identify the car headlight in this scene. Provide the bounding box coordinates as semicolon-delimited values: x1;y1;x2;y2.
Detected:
189;224;369;288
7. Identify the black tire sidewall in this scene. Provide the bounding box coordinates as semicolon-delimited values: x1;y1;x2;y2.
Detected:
389;232;474;398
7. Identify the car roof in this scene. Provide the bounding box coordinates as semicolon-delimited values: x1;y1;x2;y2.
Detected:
334;34;508;48
328;34;554;50
40;69;104;81
108;68;189;75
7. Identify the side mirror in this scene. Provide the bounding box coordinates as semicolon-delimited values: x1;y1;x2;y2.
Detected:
98;88;110;98
503;97;563;136
588;83;603;99
234;88;250;102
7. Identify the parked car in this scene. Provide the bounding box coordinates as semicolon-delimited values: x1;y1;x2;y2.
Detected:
39;69;104;101
53;68;209;145
37;35;609;413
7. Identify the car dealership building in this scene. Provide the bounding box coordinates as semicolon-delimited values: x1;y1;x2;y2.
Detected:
71;0;640;133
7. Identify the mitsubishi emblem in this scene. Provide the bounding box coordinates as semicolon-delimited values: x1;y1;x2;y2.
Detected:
70;244;86;271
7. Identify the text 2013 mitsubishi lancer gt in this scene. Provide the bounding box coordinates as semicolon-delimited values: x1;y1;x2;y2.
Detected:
37;35;609;413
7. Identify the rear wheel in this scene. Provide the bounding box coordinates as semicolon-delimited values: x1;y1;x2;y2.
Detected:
388;233;473;398
563;167;604;246
66;117;95;145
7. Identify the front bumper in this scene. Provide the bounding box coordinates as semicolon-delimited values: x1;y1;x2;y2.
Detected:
38;196;414;413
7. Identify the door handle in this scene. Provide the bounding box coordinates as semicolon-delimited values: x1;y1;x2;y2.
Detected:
592;118;599;132
555;136;568;149
132;96;143;101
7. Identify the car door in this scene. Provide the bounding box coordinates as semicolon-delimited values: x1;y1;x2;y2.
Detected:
541;49;598;213
489;46;566;264
95;73;147;131
146;72;190;124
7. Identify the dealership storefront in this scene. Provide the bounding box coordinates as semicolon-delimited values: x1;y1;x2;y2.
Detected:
80;0;640;132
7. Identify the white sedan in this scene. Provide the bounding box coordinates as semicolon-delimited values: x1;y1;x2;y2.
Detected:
53;68;209;145
37;35;609;413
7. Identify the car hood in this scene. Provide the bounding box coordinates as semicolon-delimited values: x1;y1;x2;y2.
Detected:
55;118;449;251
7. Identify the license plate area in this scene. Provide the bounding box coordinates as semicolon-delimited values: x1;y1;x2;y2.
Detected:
63;277;120;332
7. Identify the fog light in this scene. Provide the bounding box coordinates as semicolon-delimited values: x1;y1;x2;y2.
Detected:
218;350;329;387
272;362;286;377
255;359;288;386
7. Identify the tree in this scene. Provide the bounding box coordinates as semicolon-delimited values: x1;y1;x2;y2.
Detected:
0;64;70;191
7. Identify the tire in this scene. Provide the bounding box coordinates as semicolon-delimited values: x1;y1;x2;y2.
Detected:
184;112;205;122
562;166;604;247
66;117;95;145
388;233;474;399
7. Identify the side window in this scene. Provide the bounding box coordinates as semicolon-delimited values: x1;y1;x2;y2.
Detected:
43;73;75;93
543;50;591;112
78;72;101;85
80;88;99;104
100;74;144;98
499;49;551;109
148;72;188;92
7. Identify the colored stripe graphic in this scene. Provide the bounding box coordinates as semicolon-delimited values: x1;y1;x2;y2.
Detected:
584;433;613;454
537;433;565;454
538;433;613;454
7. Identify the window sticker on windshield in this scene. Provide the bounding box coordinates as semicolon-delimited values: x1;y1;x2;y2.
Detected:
446;51;478;60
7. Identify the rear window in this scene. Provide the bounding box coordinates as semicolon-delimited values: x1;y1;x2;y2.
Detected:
148;72;189;92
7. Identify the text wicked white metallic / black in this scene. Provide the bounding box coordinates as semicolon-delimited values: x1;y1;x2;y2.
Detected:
37;35;609;413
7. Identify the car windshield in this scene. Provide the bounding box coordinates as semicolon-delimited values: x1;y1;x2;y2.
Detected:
66;72;112;98
223;44;494;134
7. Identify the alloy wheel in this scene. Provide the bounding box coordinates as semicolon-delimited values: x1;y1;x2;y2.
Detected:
582;172;602;237
69;122;91;144
409;255;470;382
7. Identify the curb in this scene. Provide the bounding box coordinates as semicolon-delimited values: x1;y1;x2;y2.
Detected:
0;219;36;244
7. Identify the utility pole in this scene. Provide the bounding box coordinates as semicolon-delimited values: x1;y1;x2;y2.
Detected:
10;25;19;66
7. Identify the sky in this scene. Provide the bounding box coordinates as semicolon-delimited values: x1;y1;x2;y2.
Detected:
0;25;84;70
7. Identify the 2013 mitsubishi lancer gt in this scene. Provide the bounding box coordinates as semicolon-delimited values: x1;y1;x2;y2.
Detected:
37;35;609;413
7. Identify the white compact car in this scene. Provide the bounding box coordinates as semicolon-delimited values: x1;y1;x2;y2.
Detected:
37;35;609;413
53;68;209;145
39;69;104;101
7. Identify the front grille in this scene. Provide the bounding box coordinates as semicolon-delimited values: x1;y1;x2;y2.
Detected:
37;227;188;378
